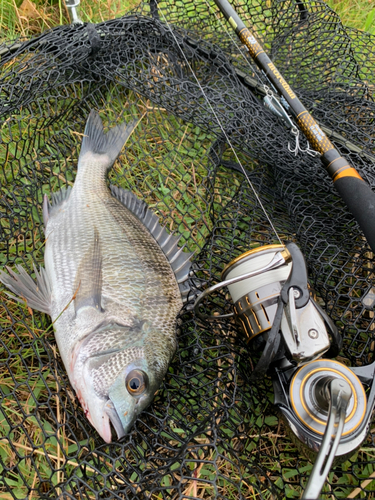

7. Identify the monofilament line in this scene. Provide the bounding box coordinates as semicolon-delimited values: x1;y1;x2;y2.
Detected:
203;0;258;75
155;1;283;244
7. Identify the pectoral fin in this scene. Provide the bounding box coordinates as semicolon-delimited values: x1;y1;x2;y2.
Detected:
0;264;52;315
74;228;103;314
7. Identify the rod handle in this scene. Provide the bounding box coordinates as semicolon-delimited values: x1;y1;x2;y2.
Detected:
332;175;375;252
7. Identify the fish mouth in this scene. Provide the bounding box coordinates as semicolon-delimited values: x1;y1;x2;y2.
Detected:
104;400;133;440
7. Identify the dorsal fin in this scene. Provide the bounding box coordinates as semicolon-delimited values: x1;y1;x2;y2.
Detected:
110;185;193;302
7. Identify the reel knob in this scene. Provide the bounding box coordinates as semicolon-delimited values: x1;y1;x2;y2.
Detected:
289;358;367;460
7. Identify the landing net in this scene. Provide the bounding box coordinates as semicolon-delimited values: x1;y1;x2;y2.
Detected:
0;1;374;498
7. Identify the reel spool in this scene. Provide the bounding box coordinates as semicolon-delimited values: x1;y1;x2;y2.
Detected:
290;359;366;449
273;356;375;499
221;244;291;342
194;242;375;499
273;358;368;462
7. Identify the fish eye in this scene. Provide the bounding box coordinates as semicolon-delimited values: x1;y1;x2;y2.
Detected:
125;370;148;396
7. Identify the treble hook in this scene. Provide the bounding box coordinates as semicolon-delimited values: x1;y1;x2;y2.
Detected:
263;87;320;158
288;127;320;157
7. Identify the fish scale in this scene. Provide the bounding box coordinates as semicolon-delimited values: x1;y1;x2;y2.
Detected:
0;110;193;442
45;149;182;398
48;174;179;349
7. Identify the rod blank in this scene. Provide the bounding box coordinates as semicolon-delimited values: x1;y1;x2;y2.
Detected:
213;0;375;253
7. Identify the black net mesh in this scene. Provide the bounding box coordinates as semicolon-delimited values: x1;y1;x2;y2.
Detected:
1;0;375;498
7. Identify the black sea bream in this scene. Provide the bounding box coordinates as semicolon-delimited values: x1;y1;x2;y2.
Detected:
0;110;192;442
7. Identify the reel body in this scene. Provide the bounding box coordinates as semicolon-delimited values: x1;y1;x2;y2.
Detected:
195;242;375;497
221;243;335;364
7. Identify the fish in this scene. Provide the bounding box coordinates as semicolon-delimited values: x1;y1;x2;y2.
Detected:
0;110;193;443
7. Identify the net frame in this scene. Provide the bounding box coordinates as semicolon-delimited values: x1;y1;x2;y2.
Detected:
0;1;375;498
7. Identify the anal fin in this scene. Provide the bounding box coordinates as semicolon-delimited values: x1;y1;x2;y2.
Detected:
0;264;52;315
74;228;103;314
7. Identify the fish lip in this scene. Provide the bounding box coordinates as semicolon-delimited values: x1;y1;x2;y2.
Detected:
91;406;113;444
104;400;131;440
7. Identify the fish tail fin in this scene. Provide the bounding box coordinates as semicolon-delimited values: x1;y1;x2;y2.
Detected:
79;110;137;167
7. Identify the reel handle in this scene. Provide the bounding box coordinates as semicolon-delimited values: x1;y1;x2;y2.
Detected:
302;378;352;499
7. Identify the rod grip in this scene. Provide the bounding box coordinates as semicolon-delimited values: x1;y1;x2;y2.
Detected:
333;176;375;253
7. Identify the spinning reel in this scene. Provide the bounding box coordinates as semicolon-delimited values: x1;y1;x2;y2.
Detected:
194;243;375;498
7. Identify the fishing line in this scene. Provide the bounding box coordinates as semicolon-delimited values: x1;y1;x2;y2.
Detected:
155;1;283;244
203;0;258;74
202;0;319;157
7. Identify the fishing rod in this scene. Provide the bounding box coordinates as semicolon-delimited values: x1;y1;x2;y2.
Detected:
181;2;375;498
212;0;375;254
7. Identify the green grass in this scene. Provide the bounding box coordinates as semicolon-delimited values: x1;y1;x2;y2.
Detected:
1;1;375;499
326;0;375;33
0;0;374;37
0;0;141;38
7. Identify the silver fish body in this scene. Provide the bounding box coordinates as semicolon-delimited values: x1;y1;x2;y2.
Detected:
0;111;192;442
